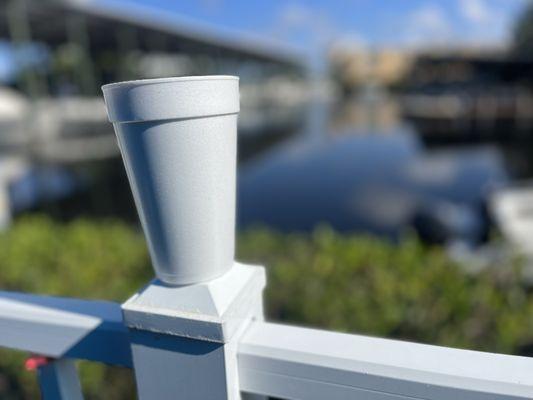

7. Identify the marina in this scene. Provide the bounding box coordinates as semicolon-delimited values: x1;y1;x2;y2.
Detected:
0;0;533;399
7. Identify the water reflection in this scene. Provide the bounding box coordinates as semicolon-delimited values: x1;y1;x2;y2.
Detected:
238;100;508;246
13;96;513;247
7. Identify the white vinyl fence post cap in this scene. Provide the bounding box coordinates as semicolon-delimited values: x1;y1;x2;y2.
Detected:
122;262;266;400
102;76;240;285
122;263;266;343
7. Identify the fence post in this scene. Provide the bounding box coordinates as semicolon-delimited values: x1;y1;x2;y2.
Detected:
103;76;266;399
122;263;265;399
36;358;83;400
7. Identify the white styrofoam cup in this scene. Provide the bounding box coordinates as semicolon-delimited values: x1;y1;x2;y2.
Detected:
102;76;239;285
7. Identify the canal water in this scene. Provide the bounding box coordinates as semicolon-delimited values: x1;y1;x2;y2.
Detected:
21;95;533;247
238;98;510;246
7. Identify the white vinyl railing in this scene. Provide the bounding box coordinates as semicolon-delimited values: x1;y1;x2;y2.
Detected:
0;290;532;399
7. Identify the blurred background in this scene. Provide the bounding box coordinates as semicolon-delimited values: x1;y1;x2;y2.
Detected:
2;0;533;398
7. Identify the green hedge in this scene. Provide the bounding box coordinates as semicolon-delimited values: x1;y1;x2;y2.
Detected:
0;216;532;399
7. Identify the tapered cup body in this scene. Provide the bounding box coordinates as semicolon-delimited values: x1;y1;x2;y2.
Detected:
102;76;239;285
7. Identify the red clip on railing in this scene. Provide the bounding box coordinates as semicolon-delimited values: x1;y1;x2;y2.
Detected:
25;356;51;371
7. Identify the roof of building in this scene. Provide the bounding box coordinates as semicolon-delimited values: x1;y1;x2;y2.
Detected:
0;0;305;68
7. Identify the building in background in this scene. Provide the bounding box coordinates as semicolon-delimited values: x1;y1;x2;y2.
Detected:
400;48;533;141
0;0;308;161
329;47;413;94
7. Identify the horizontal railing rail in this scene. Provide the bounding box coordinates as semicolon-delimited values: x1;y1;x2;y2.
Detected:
239;322;533;400
0;291;131;367
1;291;532;399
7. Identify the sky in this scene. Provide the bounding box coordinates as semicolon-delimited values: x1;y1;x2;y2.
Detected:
0;0;529;80
124;0;530;52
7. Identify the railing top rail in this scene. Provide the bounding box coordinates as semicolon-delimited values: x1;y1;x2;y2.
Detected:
0;291;131;367
239;322;533;399
0;291;532;399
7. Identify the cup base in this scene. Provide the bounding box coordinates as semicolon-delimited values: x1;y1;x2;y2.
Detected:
156;266;232;286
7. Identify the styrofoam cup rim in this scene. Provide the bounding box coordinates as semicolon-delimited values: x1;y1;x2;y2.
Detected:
102;75;240;123
102;75;238;91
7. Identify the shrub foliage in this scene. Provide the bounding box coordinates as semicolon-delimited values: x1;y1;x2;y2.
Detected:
0;216;531;399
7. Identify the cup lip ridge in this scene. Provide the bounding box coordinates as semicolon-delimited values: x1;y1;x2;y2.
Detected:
101;75;239;91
